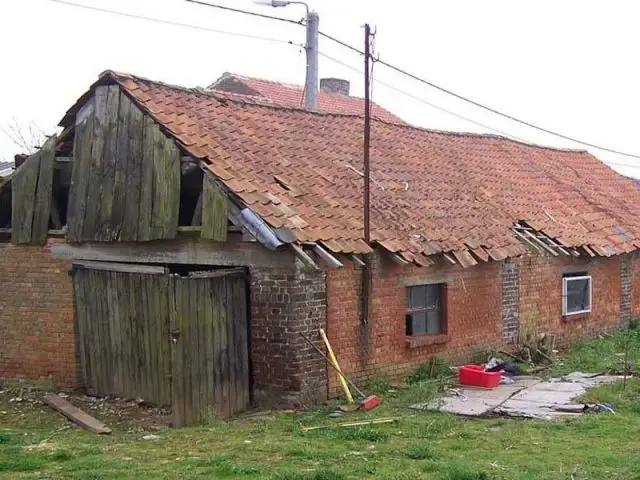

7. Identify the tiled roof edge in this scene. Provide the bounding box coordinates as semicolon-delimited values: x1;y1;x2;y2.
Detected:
107;70;590;156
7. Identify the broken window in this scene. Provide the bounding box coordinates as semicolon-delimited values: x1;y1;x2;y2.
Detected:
562;273;591;316
406;284;446;336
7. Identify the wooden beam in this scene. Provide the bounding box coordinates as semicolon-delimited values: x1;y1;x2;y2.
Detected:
187;267;246;279
177;225;202;233
50;196;62;230
191;190;203;226
51;237;294;268
43;394;111;434
291;243;319;269
522;230;558;256
512;228;543;253
443;253;457;264
73;260;168;275
313;243;343;268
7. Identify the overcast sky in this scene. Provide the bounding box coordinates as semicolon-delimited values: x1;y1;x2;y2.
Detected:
2;0;640;177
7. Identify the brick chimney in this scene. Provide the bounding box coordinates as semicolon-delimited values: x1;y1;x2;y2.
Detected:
320;78;350;96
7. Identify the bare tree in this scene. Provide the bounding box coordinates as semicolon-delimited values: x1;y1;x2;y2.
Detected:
2;117;49;155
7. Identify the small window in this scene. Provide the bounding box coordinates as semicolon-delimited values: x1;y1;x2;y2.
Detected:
406;284;446;336
562;273;592;316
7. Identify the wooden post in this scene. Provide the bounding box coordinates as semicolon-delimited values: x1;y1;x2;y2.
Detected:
319;328;353;403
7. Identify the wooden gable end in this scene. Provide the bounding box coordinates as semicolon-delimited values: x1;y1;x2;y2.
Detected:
10;137;56;244
66;85;181;243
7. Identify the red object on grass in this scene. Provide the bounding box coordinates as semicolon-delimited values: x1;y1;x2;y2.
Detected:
458;365;502;388
359;395;382;411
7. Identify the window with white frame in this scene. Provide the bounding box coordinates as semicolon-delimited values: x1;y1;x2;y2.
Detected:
562;273;592;316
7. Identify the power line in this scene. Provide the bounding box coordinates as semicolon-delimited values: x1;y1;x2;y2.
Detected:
50;0;296;45
319;51;640;169
318;30;640;161
318;51;529;143
184;0;302;25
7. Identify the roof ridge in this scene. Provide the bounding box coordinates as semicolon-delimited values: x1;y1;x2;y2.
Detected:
107;70;590;156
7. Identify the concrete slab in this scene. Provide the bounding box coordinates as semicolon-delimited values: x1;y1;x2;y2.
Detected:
409;379;539;416
412;372;624;420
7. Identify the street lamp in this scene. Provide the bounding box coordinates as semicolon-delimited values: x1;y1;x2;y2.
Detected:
254;0;318;111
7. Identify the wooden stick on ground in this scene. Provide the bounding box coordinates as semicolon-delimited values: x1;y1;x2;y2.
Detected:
43;394;112;434
301;417;399;432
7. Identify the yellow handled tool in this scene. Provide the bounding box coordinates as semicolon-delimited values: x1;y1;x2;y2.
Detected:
319;328;354;404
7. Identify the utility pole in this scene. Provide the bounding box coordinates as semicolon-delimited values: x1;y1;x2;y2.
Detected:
255;1;318;110
361;23;373;326
363;23;371;244
304;10;319;110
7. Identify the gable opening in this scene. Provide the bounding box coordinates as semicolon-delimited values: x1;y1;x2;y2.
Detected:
178;161;204;226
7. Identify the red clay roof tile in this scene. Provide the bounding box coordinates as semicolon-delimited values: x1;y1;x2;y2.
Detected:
63;71;640;262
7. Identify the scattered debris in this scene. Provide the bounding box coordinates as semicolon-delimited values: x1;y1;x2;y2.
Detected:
43;394;112;434
300;330;382;412
414;372;623;420
301;417;399;432
141;434;161;440
328;411;344;418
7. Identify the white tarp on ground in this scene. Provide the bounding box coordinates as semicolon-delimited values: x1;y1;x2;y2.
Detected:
410;372;623;420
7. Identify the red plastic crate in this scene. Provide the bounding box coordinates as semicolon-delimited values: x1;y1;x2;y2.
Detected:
458;364;502;388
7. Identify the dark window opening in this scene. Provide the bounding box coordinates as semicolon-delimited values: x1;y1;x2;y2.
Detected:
178;163;204;226
405;284;446;336
0;180;11;229
562;272;591;315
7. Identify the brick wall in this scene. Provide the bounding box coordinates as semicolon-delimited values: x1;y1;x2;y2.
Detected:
516;254;623;342
327;254;502;393
630;253;640;320
621;255;631;327
250;260;327;406
0;239;76;387
501;259;519;343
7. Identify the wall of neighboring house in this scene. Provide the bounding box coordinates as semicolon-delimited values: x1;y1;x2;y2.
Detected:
0;239;77;387
326;252;630;394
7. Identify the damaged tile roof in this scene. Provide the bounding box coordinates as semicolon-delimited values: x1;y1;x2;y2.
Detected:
208;73;405;124
62;71;640;266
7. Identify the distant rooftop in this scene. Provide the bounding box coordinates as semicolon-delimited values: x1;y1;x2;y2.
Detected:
208;72;405;124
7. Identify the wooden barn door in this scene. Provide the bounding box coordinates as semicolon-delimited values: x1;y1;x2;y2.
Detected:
73;264;250;426
73;266;172;406
170;270;250;426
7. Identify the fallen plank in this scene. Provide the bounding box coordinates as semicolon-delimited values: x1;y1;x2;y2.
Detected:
43;394;112;434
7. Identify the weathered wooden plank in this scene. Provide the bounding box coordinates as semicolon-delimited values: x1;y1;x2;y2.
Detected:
110;271;123;397
73;270;90;389
196;278;208;421
31;142;56;244
86;270;99;394
82;86;108;240
163;133;181;239
119;271;132;399
97;85;120;240
73;260;167;275
218;278;231;418
11;154;40;244
201;173;228;242
120;97;143;241
43;394;112;434
138;116;155;241
187;278;200;424
202;278;215;416
110;89;131;240
67;97;95;242
95;270;111;395
225;278;239;416
142;274;154;403
235;277;250;411
191;190;203;226
170;277;185;426
125;273;139;399
211;279;224;417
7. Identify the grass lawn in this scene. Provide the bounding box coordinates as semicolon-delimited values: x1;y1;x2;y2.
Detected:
2;330;640;480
